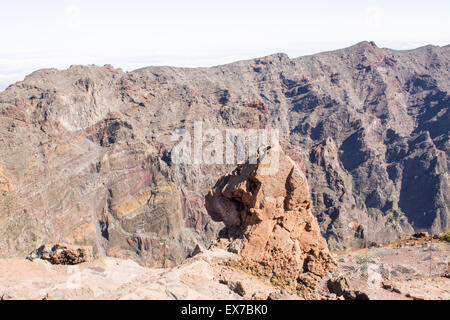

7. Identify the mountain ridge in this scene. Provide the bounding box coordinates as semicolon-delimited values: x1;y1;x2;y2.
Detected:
0;42;448;265
3;41;449;94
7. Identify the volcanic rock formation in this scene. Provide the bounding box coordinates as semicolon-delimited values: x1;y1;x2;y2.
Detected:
29;243;93;265
206;145;337;298
0;42;449;265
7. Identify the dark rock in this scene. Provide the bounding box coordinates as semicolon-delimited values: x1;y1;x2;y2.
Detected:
29;244;93;265
382;281;402;294
0;42;448;264
412;232;429;238
351;291;370;300
328;274;370;300
190;244;205;257
327;275;351;297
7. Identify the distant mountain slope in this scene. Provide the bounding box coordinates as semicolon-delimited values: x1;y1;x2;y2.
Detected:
0;41;448;264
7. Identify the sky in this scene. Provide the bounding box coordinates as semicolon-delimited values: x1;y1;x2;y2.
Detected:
1;0;449;91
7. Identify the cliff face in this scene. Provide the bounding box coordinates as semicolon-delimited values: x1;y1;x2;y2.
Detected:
0;42;449;263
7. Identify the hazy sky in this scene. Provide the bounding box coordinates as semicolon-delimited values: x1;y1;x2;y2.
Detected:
1;0;449;91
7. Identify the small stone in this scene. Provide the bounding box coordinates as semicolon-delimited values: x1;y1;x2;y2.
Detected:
225;280;246;296
268;291;283;300
382;281;401;294
412;232;429;239
327;293;337;300
1;293;15;300
352;291;370;300
190;244;205;257
251;291;269;300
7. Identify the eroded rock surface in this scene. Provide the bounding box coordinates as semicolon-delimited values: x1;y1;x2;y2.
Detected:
328;241;450;300
206;145;337;298
0;249;275;300
0;236;447;300
0;42;449;264
30;244;93;265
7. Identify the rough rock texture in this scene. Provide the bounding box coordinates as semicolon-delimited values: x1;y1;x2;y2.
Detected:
0;42;449;264
0;249;281;300
327;275;369;300
29;243;93;265
1;242;447;300
327;275;351;296
206;145;337;298
328;240;450;300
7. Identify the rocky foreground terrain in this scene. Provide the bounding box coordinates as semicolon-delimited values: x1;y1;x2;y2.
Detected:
0;41;449;267
329;240;450;300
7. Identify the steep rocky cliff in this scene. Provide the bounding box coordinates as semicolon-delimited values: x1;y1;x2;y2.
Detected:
0;41;448;264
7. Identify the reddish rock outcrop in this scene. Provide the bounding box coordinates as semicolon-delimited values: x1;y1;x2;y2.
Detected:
206;145;337;299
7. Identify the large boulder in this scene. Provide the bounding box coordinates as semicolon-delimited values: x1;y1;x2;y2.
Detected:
29;243;93;265
206;145;337;299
